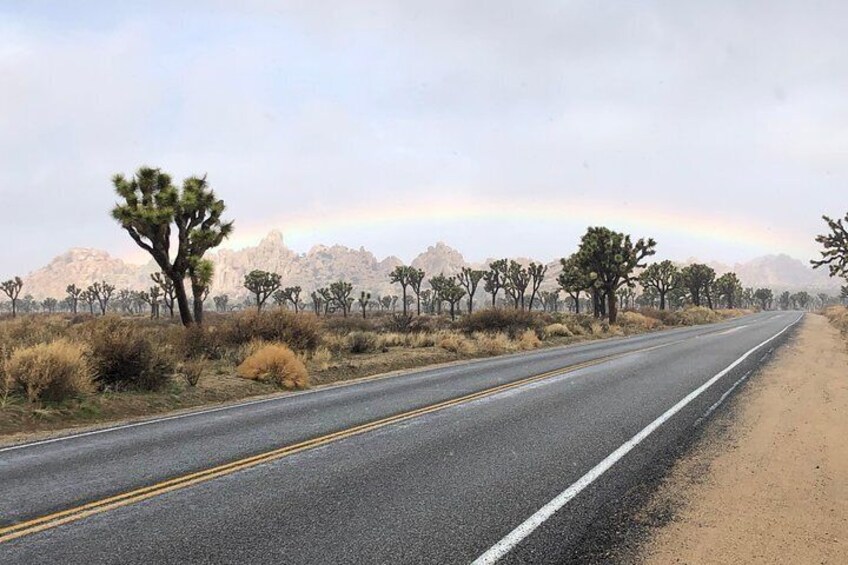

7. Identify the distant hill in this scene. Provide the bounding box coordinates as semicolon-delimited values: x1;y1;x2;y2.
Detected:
17;231;841;299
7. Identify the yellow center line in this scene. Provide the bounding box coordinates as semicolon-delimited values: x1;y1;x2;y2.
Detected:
0;331;713;544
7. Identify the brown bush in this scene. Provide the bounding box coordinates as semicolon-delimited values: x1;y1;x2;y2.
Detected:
437;332;476;354
321;316;375;335
5;340;94;402
616;311;663;331
178;358;206;387
215;310;321;353
81;317;174;391
458;308;542;338
346;331;377;354
237;343;309;389
517;329;541;350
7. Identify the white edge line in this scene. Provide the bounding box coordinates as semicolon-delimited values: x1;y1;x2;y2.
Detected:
470;313;803;565
0;314;763;454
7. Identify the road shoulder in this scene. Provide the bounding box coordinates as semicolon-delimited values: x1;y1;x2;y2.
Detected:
638;313;848;564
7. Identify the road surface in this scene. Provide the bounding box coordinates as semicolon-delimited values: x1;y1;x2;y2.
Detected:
0;311;801;564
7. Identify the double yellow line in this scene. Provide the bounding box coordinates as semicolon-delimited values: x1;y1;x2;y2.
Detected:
0;342;673;544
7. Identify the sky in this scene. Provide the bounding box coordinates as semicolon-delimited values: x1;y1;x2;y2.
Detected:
1;1;846;279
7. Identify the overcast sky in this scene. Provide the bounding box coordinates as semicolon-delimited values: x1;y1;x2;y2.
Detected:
1;1;846;279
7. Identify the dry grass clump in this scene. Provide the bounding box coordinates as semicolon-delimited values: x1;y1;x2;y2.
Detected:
322;316;375;335
473;332;514;355
616;311;663;331
824;305;848;334
437;332;476;354
5;340;94;402
677;306;722;326
0;315;71;349
517;329;541;350
178;358;206;387
237;343;309;389
544;323;573;338
310;346;333;371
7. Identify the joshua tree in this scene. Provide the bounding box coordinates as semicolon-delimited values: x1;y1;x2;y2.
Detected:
778;291;792;310
189;258;214;324
526;262;548;312
282;286;303;313
42;297;58;313
89;281;115;315
539;289;561;312
408;268;425;316
557;255;591;314
329;280;354;317
457;267;486;314
0;277;23;318
753;288;774;310
272;289;287;308
389;266;415;316
310;290;324;316
680;264;716;308
484;259;508;308
714;272;741;309
111;167;233;326
65;284;83;314
841;285;848;305
430;275;465;321
243;270;282;312
80;288;98;314
791;291;811;310
213;294;229;313
812;212;848;279
638;260;679;310
358;291;371;319
317;287;333;315
573;227;656;324
151;272;176;318
503;261;530;310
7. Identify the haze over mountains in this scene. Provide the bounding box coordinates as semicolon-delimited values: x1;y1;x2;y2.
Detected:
20;230;839;300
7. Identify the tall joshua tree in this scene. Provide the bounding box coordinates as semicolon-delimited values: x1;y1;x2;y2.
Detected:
812;212;848;281
65;284;82;314
389;266;415;316
527;262;547;311
1;277;23;317
408;268;425;316
484;259;508;308
111;168;233;326
151;272;177;318
574;226;656;324
244;270;281;312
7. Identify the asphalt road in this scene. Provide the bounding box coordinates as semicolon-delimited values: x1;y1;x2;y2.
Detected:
0;311;802;564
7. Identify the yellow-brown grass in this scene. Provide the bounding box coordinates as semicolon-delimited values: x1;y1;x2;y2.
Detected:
473;332;513;355
237;343;309;389
517;329;541;350
616;311;663;331
437;332;476;354
824;305;848;334
543;323;573;338
5;340;94;402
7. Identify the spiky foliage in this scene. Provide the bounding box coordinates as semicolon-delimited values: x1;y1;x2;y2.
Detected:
150;272;176;317
329;280;354;317
526;262;547;312
89;281;115;315
812;213;848;279
484;259;509;308
213;294;230;313
680;263;716;308
1;277;23;317
65;284;82;314
457;267;486;314
557;255;591;314
638;260;679;310
408;268;425;316
572;227;656;323
753;288;774;310
357;291;372;319
243;270;282;312
714;272;742;309
389;266;416;316
111;168;233;326
429;274;466;321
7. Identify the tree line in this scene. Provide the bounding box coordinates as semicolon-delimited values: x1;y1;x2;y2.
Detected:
3;168;848;323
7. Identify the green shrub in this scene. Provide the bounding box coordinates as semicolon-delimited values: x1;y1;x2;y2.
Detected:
5;340;94;402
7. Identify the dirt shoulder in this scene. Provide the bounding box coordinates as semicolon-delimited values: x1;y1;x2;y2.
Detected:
640;313;848;564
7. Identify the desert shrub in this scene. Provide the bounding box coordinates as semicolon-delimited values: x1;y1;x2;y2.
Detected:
458;309;542;338
616;311;663;331
322;316;376;335
0;315;70;349
215;310;321;353
437;332;476;354
677;306;722;326
824;306;848;334
517;329;541;350
411;315;453;333
409;333;436;348
639;308;678;326
178;358;206;387
473;332;513;355
310;347;333;371
376;332;407;348
543;323;573;339
347;331;377;354
175;324;225;360
5;340;94;402
82;317;174;391
237;343;309;389
380;313;415;333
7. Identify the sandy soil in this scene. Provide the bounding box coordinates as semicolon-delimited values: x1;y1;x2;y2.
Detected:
641;314;848;564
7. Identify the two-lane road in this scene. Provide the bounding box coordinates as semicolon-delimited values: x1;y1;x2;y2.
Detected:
0;312;802;563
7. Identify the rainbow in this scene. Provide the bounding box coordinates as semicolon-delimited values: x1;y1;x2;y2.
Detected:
216;195;811;260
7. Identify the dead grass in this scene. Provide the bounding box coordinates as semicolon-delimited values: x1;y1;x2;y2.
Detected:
237;343;309;389
5;340;94;402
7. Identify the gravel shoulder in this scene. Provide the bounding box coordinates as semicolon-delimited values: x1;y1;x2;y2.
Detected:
639;313;848;564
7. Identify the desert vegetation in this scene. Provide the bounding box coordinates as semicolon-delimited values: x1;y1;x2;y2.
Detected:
2;167;844;436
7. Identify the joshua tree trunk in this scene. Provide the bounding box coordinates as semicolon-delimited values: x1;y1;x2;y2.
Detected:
607;292;618;324
173;279;194;326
